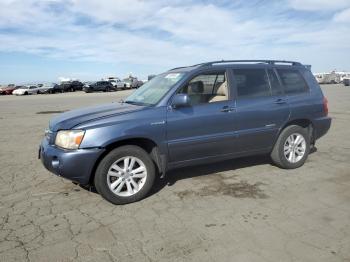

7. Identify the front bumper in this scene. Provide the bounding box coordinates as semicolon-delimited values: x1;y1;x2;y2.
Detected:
39;138;105;185
313;116;332;140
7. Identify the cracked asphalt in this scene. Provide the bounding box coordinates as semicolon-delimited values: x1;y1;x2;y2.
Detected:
0;85;349;262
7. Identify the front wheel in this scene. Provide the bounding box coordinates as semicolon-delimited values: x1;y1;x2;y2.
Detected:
271;125;310;169
94;145;156;205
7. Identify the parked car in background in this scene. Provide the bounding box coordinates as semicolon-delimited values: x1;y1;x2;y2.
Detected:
0;84;21;95
123;79;135;89
83;81;114;93
314;72;340;84
136;80;144;88
58;81;84;92
123;77;143;89
71;80;84;91
107;77;127;90
39;59;331;205
338;72;350;83
82;81;95;90
343;78;350;86
41;83;59;94
13;85;41;95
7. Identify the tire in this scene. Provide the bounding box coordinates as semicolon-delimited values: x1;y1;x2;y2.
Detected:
24;91;28;95
94;145;156;205
271;125;310;169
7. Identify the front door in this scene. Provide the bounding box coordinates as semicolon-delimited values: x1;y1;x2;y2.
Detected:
166;71;237;163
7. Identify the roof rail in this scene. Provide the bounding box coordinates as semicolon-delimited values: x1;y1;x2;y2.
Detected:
169;60;302;71
169;62;207;71
199;60;302;67
169;66;188;70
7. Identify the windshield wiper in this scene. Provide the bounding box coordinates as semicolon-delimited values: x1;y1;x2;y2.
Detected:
124;100;152;106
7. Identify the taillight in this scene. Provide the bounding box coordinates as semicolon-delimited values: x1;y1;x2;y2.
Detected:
323;97;328;116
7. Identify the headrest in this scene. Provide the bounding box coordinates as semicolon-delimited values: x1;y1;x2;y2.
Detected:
188;81;204;94
216;81;228;96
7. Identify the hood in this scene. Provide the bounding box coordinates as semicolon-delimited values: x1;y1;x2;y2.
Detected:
49;102;144;131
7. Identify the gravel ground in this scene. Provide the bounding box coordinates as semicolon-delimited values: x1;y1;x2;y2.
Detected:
0;85;349;262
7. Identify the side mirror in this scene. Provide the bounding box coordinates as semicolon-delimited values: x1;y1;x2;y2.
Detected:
172;94;191;108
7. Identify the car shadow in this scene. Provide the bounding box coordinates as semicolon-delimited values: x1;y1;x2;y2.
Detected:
149;154;271;196
79;146;318;198
150;146;318;197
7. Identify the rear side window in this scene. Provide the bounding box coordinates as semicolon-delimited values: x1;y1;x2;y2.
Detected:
277;69;308;94
233;69;270;98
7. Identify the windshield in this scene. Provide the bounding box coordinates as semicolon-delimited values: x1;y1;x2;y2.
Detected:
125;72;185;106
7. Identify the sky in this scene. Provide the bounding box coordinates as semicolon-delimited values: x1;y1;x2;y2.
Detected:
0;0;350;84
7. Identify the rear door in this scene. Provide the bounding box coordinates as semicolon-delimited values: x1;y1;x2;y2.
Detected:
276;68;314;120
232;67;290;153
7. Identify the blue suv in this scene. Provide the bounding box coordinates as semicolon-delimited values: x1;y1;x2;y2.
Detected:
39;60;331;204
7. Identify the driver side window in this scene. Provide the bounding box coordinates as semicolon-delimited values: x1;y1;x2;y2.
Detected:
178;72;228;106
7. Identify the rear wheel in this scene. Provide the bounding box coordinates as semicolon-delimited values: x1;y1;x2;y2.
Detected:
271;125;310;169
94;145;156;205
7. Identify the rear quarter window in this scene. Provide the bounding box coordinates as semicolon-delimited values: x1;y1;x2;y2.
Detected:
277;69;309;94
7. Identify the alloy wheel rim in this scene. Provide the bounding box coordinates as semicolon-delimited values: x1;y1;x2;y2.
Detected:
106;156;147;197
283;133;306;163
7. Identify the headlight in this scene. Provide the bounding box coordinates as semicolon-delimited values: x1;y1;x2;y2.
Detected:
55;130;85;149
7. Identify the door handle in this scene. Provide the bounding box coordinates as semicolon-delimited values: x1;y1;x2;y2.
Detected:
274;98;287;104
220;106;235;113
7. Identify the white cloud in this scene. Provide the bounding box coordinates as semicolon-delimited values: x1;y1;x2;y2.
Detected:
334;7;350;22
0;0;349;75
288;0;350;11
